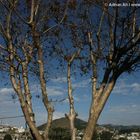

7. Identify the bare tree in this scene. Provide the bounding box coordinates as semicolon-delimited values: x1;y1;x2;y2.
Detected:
51;25;83;140
0;1;140;140
54;1;140;140
80;1;140;140
0;0;69;140
65;48;81;140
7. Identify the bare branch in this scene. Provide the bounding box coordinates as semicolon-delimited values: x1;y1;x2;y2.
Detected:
113;5;118;49
67;60;77;140
22;62;35;123
43;0;70;34
97;11;104;37
96;9;104;51
69;47;81;64
88;32;97;98
0;44;7;51
0;22;8;39
28;0;35;24
6;0;29;24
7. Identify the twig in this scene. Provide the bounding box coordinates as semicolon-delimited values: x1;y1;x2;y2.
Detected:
43;0;70;34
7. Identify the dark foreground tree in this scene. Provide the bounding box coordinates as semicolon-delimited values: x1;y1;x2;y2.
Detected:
4;134;13;140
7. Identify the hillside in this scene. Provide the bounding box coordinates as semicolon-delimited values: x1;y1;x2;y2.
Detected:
38;118;140;132
38;117;87;131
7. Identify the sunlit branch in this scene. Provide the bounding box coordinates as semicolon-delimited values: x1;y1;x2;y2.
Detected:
43;0;70;34
28;0;35;24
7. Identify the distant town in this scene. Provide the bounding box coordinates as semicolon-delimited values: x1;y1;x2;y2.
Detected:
0;118;140;140
0;125;31;140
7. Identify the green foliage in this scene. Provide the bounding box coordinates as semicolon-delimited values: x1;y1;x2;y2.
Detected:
92;131;114;140
118;138;127;140
49;127;71;140
99;131;113;140
92;131;99;140
119;128;140;134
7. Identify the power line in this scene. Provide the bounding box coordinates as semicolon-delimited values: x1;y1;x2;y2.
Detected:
0;115;24;120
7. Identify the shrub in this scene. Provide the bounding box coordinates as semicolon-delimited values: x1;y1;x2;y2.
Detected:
4;134;13;140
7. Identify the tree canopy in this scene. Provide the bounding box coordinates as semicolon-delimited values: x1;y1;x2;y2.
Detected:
0;1;140;140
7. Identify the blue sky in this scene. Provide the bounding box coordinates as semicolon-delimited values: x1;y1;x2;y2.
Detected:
0;1;140;128
0;70;140;127
0;5;140;139
99;72;140;125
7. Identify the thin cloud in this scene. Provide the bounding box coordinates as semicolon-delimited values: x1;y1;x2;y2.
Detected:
50;77;67;83
35;111;65;125
0;87;17;106
31;84;66;96
73;96;80;102
50;76;90;89
53;111;64;120
113;79;140;95
47;86;66;96
109;104;140;114
30;83;66;96
73;79;90;88
130;83;140;92
0;87;14;95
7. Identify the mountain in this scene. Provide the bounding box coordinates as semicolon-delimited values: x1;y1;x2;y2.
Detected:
38;118;140;132
38;117;87;131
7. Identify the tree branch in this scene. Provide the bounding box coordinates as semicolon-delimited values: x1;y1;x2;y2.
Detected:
28;0;35;24
43;0;70;34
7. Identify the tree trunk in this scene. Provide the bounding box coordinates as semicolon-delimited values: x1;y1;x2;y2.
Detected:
43;108;53;140
22;62;36;123
69;115;77;140
31;24;53;140
21;104;43;140
83;117;97;140
83;77;116;140
67;63;77;140
82;103;98;140
9;42;43;140
10;70;43;140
